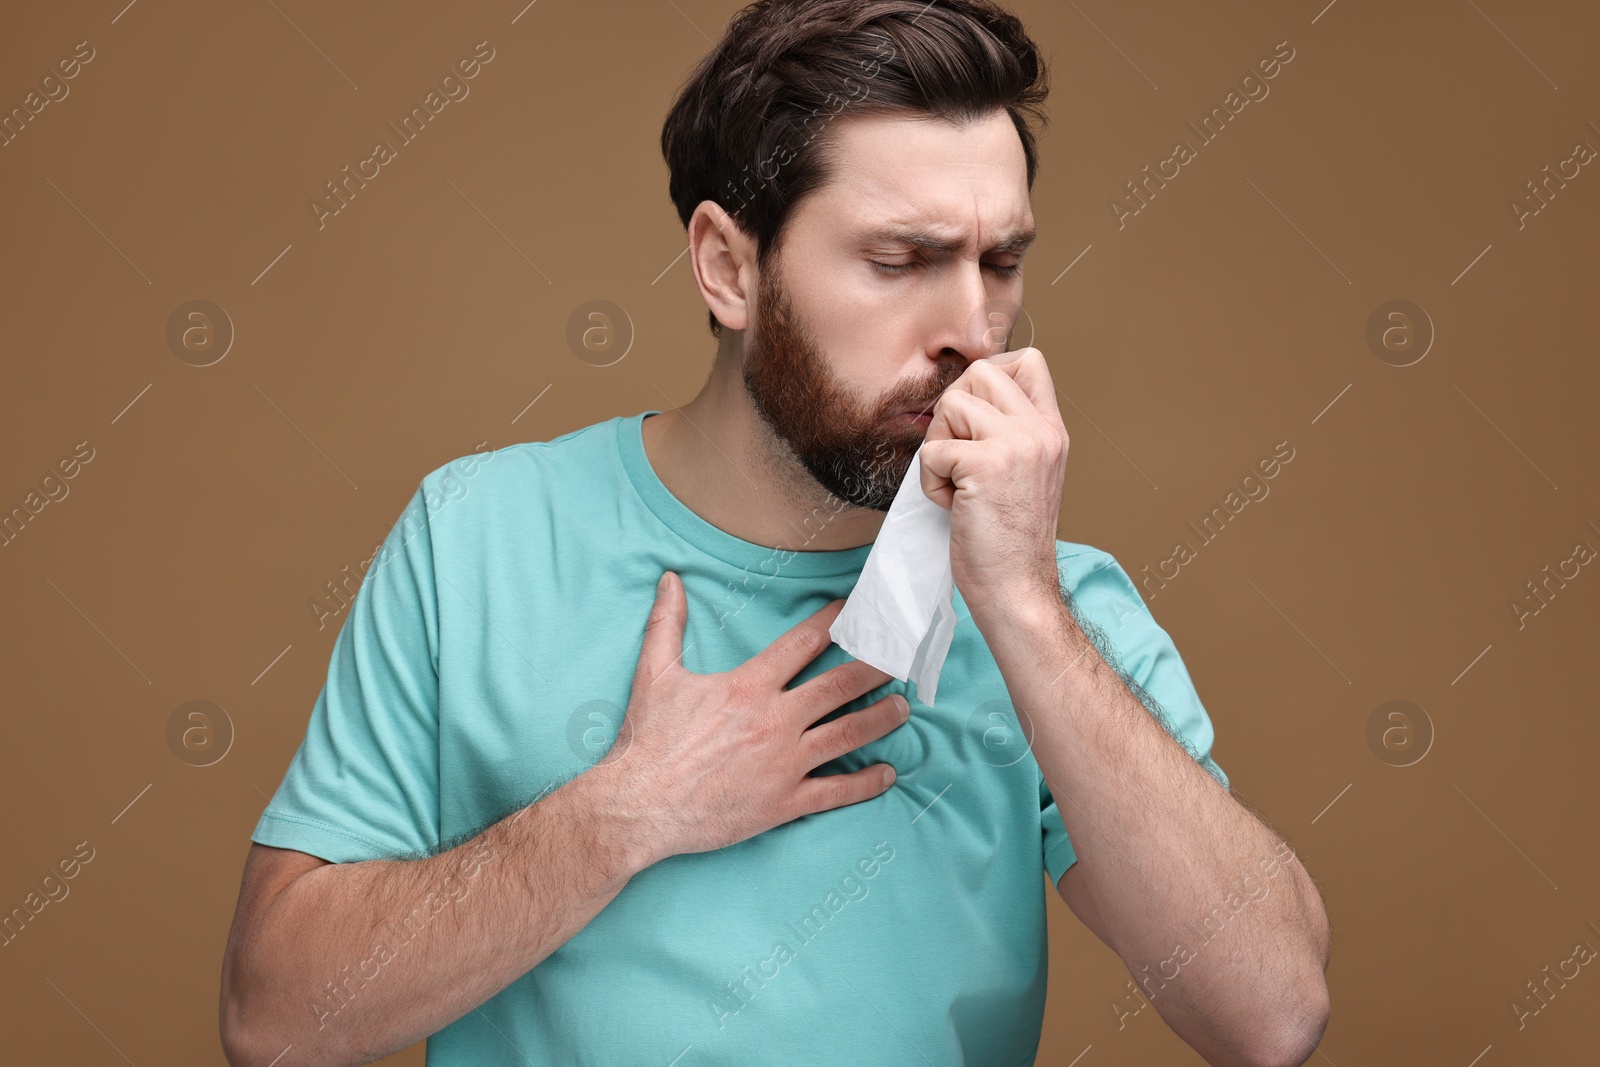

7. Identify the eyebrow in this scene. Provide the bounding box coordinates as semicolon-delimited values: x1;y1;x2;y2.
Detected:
856;224;1037;255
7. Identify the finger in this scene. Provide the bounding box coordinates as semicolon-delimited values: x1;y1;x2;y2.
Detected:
957;356;1039;418
926;384;1008;446
799;693;909;770
785;657;895;726
983;348;1062;422
634;571;687;685
790;763;897;819
744;598;849;689
917;437;982;510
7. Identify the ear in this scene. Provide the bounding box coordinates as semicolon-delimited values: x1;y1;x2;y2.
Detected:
687;200;757;332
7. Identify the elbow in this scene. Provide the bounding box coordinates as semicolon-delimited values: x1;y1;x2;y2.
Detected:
220;941;271;1067
219;1017;255;1067
219;1028;252;1067
219;970;293;1067
1241;973;1330;1067
218;958;248;1064
1245;867;1331;1066
219;987;266;1067
221;981;360;1067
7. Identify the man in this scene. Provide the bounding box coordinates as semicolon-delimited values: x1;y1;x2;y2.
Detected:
221;1;1331;1064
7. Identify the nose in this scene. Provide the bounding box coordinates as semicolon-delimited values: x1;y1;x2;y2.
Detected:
924;259;1016;365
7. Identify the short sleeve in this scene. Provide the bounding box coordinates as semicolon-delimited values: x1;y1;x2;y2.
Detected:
251;481;443;863
1041;546;1228;885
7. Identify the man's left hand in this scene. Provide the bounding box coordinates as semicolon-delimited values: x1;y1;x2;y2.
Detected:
918;347;1070;626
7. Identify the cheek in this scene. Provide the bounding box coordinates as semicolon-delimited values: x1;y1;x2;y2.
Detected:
784;264;922;398
807;314;902;395
796;273;874;342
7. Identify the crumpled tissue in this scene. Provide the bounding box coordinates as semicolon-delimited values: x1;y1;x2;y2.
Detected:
829;442;957;705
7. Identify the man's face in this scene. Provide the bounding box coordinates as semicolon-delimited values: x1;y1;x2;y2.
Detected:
740;109;1035;512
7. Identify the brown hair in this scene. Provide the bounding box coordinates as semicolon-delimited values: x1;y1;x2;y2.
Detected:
660;0;1050;337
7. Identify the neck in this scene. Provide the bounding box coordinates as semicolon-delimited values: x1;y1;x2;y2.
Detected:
641;343;890;553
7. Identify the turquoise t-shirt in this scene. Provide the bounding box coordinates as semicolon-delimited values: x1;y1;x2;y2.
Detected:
252;410;1227;1066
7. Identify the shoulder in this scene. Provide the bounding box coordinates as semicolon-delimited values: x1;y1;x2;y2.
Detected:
414;416;624;515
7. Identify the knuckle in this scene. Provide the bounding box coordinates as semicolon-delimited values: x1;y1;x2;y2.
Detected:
724;672;760;710
772;793;804;825
804;623;829;658
820;774;854;809
641;613;666;644
785;622;825;664
784;787;814;820
748;709;782;747
835;712;871;752
820;665;855;705
781;625;808;658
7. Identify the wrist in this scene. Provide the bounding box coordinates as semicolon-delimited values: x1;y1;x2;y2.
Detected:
565;758;669;877
969;579;1068;645
976;595;1080;696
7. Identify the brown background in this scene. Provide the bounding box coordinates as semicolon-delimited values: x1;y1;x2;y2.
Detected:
2;0;1596;1063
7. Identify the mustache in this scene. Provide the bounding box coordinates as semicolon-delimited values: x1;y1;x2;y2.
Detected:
891;369;965;419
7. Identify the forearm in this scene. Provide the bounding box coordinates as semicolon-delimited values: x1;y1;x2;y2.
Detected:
980;595;1330;1064
222;768;650;1067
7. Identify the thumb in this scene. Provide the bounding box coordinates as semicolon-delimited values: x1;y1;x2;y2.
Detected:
918;439;957;511
637;570;686;683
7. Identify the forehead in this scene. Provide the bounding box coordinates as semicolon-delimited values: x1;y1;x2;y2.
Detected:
798;110;1033;245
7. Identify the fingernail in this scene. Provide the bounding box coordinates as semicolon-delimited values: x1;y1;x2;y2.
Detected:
658;572;670;593
896;695;910;718
881;765;896;787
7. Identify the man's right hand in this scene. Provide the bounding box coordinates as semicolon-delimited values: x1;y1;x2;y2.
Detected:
587;570;907;868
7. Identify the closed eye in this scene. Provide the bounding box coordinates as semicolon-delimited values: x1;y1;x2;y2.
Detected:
870;261;1023;278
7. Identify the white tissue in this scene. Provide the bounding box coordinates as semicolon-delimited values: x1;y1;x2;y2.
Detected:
829;442;957;705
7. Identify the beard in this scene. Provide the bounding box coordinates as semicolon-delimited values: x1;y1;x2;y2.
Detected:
741;251;969;512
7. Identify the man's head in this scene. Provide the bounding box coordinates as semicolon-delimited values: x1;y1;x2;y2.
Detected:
659;0;1049;511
